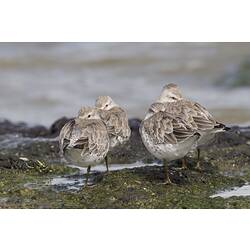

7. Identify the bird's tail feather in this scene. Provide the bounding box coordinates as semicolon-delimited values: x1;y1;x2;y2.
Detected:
215;123;231;131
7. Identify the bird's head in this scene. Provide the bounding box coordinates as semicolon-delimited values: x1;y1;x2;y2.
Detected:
77;107;101;120
95;96;118;111
157;83;183;103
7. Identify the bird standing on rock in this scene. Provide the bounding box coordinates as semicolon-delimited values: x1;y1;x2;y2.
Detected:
95;96;131;172
140;83;229;184
59;107;110;186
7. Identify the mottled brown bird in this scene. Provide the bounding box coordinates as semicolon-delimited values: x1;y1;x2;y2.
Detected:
59;107;109;186
140;83;228;184
95;96;131;171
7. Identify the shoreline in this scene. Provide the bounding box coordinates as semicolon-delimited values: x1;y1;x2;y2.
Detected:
0;117;250;208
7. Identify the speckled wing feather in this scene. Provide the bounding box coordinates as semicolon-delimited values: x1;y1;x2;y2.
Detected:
190;102;217;130
59;119;75;155
99;107;130;139
59;119;108;157
161;100;219;132
142;111;197;145
73;120;109;156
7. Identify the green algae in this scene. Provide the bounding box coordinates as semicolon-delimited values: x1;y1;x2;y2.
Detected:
0;127;250;209
0;159;249;209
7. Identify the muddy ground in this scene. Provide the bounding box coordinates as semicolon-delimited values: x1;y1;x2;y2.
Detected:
0;118;250;208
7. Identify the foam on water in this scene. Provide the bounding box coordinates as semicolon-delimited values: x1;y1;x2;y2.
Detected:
211;183;250;198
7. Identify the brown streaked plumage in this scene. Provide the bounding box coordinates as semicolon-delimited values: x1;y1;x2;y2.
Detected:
95;96;131;171
157;83;183;103
140;109;200;184
155;83;223;129
140;83;228;184
142;110;198;145
59;107;109;186
98;106;131;148
156;83;229;168
149;99;221;133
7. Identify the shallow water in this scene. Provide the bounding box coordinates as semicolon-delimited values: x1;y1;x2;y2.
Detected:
0;43;250;126
0;134;57;149
25;162;162;191
211;183;250;198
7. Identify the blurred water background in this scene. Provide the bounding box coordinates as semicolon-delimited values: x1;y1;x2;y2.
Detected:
0;42;249;127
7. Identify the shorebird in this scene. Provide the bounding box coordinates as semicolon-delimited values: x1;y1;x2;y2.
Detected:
157;83;229;168
59;107;109;186
95;96;131;171
140;83;228;184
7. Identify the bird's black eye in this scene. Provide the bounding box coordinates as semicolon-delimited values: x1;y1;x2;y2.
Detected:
171;96;177;100
105;104;108;107
88;114;91;118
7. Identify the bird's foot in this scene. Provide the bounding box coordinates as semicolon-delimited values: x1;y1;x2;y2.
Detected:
174;165;188;171
174;158;188;170
85;184;97;189
195;162;202;171
157;178;176;185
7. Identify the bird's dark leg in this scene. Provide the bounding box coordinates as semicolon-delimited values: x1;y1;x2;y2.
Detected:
163;159;173;184
174;157;188;170
181;157;188;169
105;155;109;173
196;148;202;170
85;166;91;186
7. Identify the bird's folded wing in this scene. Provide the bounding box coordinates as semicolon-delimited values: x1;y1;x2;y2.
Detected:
59;120;89;155
59;119;75;154
103;108;128;137
67;123;93;157
86;121;108;154
189;102;217;130
143;111;196;145
164;100;218;132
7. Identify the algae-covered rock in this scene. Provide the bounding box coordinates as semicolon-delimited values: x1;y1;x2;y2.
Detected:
0;118;250;208
0;163;248;209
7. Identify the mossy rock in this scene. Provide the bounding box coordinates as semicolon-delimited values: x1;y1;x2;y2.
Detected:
0;160;249;209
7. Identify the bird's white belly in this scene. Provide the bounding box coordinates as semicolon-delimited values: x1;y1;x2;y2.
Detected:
141;128;198;162
64;148;107;167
